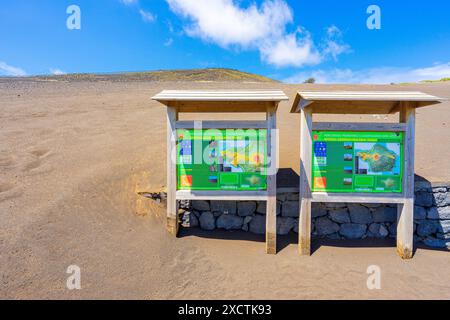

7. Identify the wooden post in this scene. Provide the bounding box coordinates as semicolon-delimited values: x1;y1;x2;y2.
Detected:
166;106;178;236
298;107;313;255
266;103;277;254
397;102;415;259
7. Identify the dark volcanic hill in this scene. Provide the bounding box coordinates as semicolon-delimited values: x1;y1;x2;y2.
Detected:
22;68;277;83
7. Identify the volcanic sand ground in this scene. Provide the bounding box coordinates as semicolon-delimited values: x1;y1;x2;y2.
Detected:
0;79;449;299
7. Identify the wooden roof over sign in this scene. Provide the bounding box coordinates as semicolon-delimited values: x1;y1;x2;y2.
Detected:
290;91;445;114
152;90;289;113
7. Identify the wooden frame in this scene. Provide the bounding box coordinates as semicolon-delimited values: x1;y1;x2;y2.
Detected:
265;104;277;254
176;190;268;201
397;102;416;259
311;193;405;203
176;120;267;129
297;104;417;259
166;106;178;235
157;92;287;255
298;108;313;255
312;122;406;132
168;101;272;113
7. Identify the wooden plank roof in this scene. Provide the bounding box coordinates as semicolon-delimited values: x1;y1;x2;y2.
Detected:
152;90;289;113
152;90;289;102
290;91;445;114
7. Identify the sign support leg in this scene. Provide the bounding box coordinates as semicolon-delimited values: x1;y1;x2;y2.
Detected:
298;108;313;255
397;102;415;258
166;106;178;236
266;104;277;254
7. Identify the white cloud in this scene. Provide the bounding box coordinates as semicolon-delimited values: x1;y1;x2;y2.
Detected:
260;29;321;67
120;0;138;5
139;9;156;23
164;38;174;46
284;62;450;84
322;25;351;61
0;61;27;76
166;0;347;68
167;0;291;47
119;1;155;23
50;68;66;75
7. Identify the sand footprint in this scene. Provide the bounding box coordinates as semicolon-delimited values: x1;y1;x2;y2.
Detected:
0;182;14;193
0;181;20;202
29;148;50;158
0;154;17;168
22;148;52;172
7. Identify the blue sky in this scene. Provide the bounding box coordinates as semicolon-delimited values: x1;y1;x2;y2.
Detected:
0;0;449;83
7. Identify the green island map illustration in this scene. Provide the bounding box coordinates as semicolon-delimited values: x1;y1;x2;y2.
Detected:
356;144;397;173
218;140;265;186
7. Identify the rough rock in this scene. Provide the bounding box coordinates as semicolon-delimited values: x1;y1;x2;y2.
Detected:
416;220;438;237
436;232;450;240
388;223;397;237
436;219;450;234
179;199;190;210
372;206;397;223
243;216;253;225
433;192;448;207
199;211;215;230
329;208;351;223
325;203;347;209
276;193;287;201
277;217;296;235
432;187;447;193
361;203;381;208
190;213;199;227
348;205;373;224
414;205;427;220
210;201;236;214
192;200;210;211
282;201;299;217
256;201;266;214
427;207;442;220
286;193;299;201
415;191;434;207
249;215;266;234
414;181;431;192
237;201;256;216
293;219;299;233
216;214;243;230
427;206;450;220
414;235;422;243
255;201;281;215
339;223;367;239
312;204;327;218
368;223;389;238
326;233;341;240
423;237;450;249
181;211;199;228
241;216;252;231
316;217;340;236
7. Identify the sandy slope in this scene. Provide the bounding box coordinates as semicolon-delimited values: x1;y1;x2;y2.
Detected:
0;79;449;299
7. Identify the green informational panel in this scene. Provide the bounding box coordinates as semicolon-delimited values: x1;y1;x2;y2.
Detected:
312;131;404;193
177;129;267;190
